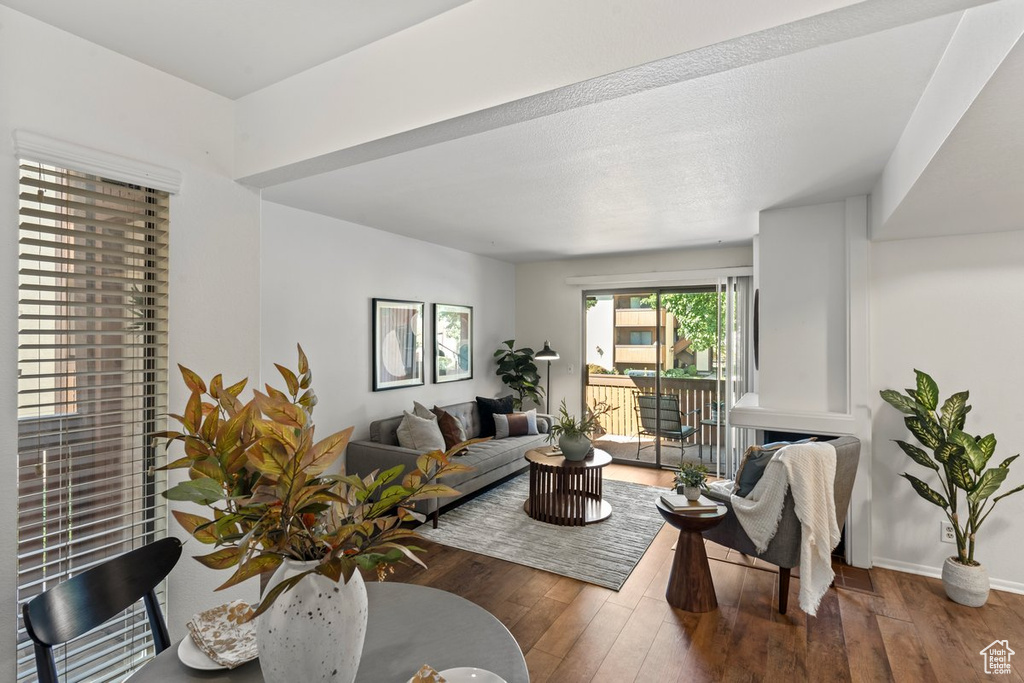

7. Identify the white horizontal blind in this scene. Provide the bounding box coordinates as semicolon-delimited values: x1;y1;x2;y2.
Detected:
17;162;169;683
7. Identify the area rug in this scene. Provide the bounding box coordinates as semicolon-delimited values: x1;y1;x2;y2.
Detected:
417;473;667;590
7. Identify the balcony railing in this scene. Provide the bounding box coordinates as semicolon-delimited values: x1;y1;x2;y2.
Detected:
614;308;661;327
585;374;721;444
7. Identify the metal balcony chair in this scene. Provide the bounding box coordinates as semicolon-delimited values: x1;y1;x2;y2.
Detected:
634;393;702;459
22;537;182;683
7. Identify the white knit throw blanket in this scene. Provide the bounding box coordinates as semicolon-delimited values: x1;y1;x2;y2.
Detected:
730;441;839;616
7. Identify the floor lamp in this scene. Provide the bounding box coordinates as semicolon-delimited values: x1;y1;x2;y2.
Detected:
535;341;559;413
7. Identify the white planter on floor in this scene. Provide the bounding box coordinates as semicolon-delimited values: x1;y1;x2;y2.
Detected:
257;559;368;683
941;556;989;607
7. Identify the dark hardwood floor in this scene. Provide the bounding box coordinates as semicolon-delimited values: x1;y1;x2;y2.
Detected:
387;464;1024;682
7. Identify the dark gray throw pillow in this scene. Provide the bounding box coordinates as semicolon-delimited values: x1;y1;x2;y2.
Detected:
734;437;818;497
475;395;514;438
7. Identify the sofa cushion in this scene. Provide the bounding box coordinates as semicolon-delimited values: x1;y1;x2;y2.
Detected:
432;405;468;451
395;411;445;452
494;410;538;439
476;395;514;438
412;401;435;420
438;433;548;489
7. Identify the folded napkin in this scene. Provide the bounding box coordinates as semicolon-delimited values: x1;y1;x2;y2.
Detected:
409;664;447;682
186;600;258;669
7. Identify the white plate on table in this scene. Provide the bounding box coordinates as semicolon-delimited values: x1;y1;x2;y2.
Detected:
177;636;226;671
438;668;506;683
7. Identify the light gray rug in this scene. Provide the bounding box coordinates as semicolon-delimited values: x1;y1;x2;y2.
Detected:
417;473;667;590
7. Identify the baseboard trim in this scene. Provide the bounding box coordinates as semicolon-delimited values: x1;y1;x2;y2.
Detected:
873;557;1024;595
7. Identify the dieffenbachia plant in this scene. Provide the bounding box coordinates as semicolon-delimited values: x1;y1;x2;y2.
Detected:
880;370;1023;566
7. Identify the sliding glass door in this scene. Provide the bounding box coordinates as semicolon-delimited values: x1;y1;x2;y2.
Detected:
583;278;751;477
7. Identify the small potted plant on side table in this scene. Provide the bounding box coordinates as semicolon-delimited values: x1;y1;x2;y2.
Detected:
675;462;708;500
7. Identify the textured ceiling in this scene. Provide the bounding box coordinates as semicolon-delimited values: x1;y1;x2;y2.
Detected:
0;0;469;98
262;15;960;262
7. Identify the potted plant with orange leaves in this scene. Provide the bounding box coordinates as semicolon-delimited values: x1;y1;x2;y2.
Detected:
158;345;472;683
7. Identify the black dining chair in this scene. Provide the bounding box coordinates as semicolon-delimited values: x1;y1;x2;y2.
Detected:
22;537;183;683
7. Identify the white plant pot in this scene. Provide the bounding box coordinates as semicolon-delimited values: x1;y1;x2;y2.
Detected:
559;434;592;461
257;559;368;683
941;556;989;607
681;486;701;501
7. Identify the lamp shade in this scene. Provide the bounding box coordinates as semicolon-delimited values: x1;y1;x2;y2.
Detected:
535;341;559;361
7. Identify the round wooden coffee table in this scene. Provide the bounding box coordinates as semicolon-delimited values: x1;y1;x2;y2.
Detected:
655;498;727;612
523;448;612;526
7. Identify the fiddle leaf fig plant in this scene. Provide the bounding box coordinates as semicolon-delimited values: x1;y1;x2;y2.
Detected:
880;370;1023;566
493;339;543;410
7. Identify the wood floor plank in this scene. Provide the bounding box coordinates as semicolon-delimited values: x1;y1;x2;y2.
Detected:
532;584;612;657
546;576;586;604
867;568;913;622
605;524;674;609
508;595;570;654
708;557;748;609
589;595;670;682
837;590;894;683
685;605;740;681
633;609;701;683
805;589;852;682
765;568;809;681
507;571;562;608
876;615;939;683
546;601;632;683
722;565;776;682
891;570;983;683
524;647;561;683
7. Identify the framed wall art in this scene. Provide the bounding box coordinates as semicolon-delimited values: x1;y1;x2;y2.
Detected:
433;303;473;383
372;298;424;391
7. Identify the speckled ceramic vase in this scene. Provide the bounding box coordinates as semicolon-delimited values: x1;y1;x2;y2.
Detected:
257;559;368;683
942;556;989;607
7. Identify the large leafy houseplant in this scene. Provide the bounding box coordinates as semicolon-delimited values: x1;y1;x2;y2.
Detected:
880;370;1023;567
158;345;471;616
493;339;543;409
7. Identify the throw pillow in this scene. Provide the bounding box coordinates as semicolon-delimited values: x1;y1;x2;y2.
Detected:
431;405;468;451
475;395;514;438
412;401;435;420
493;409;539;439
734;438;818;497
395;411;446;452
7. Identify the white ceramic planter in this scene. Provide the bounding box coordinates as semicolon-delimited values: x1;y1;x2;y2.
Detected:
682;486;701;501
559;435;591;461
941;556;990;607
257;559;368;683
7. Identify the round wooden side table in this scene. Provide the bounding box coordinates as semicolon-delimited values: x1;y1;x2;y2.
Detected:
523;448;612;526
655;498;727;612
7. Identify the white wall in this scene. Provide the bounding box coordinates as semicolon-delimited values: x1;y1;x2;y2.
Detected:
259;201;514;446
515;246;753;413
871;229;1024;590
0;7;262;674
758;201;849;414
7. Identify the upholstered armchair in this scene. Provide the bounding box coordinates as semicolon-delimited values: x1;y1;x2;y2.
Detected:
702;435;861;614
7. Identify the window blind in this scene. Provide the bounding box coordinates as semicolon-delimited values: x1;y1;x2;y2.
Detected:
16;162;169;683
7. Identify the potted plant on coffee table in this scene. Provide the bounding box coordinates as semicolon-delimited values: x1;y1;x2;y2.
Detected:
547;399;614;461
880;369;1023;607
675;463;708;500
157;345;472;683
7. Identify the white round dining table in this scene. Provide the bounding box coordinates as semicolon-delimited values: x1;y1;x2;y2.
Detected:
132;582;529;682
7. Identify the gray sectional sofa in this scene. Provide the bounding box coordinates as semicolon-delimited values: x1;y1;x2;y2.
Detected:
346;400;551;526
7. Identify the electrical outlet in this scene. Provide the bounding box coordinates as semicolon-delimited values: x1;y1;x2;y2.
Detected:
940;521;956;544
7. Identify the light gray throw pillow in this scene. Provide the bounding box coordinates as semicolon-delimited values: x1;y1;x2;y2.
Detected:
396;411;446;452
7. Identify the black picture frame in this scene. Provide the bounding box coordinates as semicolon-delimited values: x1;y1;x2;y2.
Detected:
372;298;425;391
433;303;473;384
